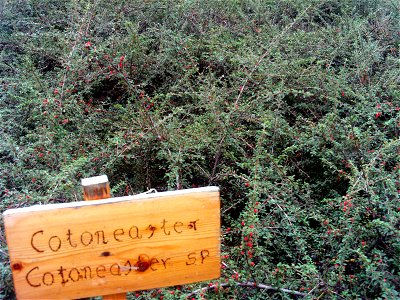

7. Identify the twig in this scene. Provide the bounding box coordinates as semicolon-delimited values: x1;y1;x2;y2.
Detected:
209;137;225;184
186;281;308;298
208;4;315;184
0;248;8;258
234;4;314;107
275;202;293;226
307;281;322;295
59;0;98;102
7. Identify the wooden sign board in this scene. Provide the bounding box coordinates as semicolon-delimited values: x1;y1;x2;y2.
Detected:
3;187;220;299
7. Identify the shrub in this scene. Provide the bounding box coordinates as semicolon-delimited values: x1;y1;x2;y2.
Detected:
1;0;399;299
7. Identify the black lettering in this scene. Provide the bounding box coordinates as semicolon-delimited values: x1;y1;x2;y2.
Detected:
161;258;171;269
26;266;41;287
110;263;122;276
96;265;106;278
174;221;183;233
188;219;199;230
66;229;77;248
95;230;108;244
161;219;170;235
69;268;81;282
128;226;142;239
113;228;124;242
48;236;61;252
57;266;69;286
81;231;93;246
186;252;196;265
42;272;54;286
80;266;92;279
201;250;210;263
147;225;156;239
31;231;44;253
150;258;160;271
122;260;132;276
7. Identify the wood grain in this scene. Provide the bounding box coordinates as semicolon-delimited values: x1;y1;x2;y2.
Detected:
82;175;111;201
82;176;125;300
4;187;220;299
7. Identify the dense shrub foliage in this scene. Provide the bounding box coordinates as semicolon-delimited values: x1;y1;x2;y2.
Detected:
1;0;399;299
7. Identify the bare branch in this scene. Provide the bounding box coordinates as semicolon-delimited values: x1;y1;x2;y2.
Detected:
186;281;309;298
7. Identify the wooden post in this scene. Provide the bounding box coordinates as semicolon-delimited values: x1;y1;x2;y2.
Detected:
82;175;111;201
82;175;126;300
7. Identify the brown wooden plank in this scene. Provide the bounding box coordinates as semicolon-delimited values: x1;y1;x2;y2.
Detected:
102;293;126;300
4;187;220;299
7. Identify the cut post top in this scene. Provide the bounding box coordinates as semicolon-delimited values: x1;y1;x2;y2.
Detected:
81;175;109;186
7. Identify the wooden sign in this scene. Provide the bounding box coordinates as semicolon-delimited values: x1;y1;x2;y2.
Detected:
3;187;220;299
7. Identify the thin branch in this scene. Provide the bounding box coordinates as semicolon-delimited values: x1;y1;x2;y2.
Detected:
209;3;317;184
234;4;314;107
186;281;308;298
60;0;98;102
275;201;293;226
209;137;225;184
307;281;322;296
